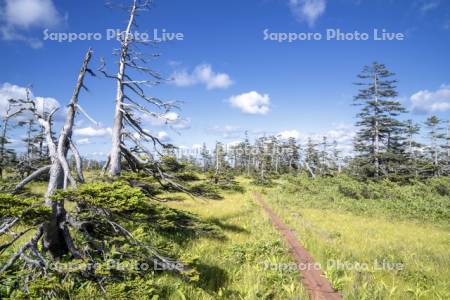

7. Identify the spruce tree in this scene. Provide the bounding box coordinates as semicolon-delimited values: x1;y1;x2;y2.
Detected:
200;143;211;172
353;62;407;178
286;137;300;172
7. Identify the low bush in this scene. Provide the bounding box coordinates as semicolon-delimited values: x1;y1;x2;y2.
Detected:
277;174;450;224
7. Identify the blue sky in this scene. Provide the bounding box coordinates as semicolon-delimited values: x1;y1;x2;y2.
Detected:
1;0;449;157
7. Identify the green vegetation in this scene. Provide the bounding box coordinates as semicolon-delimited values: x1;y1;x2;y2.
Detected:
1;175;306;299
263;175;450;299
0;2;448;297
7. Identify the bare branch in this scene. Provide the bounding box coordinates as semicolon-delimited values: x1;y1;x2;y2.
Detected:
69;139;85;183
13;165;51;194
0;218;19;235
0;225;44;273
76;104;99;126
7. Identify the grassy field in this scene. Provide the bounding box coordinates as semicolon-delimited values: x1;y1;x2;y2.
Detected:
1;176;307;299
161;189;307;299
2;173;449;299
263;175;450;300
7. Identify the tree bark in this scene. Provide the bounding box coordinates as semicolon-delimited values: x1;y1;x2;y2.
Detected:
109;0;138;177
70;139;85;183
43;48;92;258
13;165;51;194
373;73;380;178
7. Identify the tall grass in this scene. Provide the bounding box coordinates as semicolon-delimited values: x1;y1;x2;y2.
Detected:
265;175;450;299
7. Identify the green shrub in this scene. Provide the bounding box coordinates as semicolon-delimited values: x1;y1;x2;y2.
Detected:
428;177;450;196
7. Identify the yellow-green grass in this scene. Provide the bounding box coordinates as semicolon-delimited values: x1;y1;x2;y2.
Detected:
1;177;307;299
265;188;450;300
162;189;308;299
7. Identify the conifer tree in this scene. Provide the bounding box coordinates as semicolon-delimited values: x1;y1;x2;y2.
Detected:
285;137;300;172
353;62;407;178
200;143;212;172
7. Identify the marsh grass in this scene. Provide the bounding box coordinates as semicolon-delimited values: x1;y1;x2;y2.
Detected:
265;176;450;299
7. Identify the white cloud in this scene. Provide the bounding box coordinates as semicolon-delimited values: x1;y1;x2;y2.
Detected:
0;82;60;118
74;126;112;138
90;152;106;157
3;0;62;29
410;84;450;114
34;96;60;114
229;91;270;115
276;124;356;154
144;111;191;130
171;64;233;90
208;125;241;139
76;138;91;145
288;0;326;27
157;131;170;142
131;129;171;143
278;130;302;140
0;0;65;48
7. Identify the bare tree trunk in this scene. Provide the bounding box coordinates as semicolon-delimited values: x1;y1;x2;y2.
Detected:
0;118;8;179
102;154;111;175
373;74;380;178
305;161;316;179
13;165;51;194
447;121;450;167
44;49;92;258
109;0;138;177
70;139;85;183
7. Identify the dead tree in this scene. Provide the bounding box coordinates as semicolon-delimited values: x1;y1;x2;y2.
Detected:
100;0;179;179
2;47;189;288
10;48;93;259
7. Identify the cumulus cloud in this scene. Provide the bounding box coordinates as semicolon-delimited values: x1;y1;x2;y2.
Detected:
157;131;170;142
277;124;356;154
144;111;191;130
74;126;112;138
0;0;65;48
0;82;60;118
288;0;326;27
76;138;91;145
410;84;450;114
89;152;107;157
229;91;270;115
278;130;302;140
171;64;233;90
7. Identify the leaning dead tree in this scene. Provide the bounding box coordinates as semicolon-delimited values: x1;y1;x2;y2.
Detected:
100;0;180;182
14;49;94;196
2;47;189;288
6;48;93;262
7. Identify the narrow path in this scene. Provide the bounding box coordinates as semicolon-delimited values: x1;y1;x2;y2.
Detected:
253;192;342;300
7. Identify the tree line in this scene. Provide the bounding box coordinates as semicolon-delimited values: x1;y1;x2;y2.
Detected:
174;63;449;182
